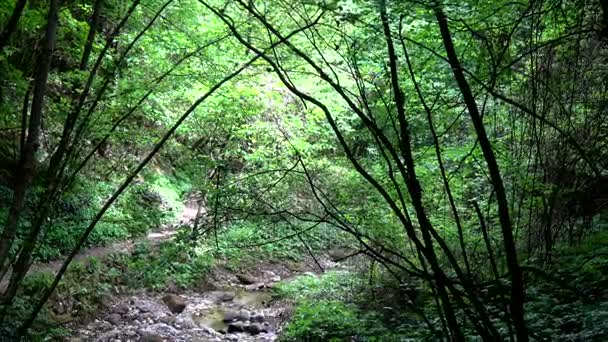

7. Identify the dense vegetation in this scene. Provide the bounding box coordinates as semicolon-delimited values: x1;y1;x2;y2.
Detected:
0;0;607;340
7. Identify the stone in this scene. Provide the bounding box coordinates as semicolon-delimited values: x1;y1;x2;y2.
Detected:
107;313;122;325
179;317;197;329
215;291;236;302
244;283;265;291
139;333;163;342
236;274;256;285
251;313;265;322
227;321;245;333
236;309;250;322
245;322;263;335
159;315;176;325
148;323;180;335
135;300;153;313
223;309;238;322
162;294;187;314
113;303;130;315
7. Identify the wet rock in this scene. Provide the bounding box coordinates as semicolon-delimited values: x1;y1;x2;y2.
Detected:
251;313;265;322
227;321;245;333
236;274;257;285
162;294;186;314
245;322;263;335
107;313;122;325
223;309;238;322
236;309;250;322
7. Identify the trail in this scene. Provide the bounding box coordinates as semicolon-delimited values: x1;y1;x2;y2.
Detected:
0;196;199;291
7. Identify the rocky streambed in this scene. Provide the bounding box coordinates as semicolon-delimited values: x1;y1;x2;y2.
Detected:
67;261;331;342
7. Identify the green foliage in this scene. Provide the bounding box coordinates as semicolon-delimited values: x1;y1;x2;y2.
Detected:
274;271;362;303
118;240;213;290
281;300;368;341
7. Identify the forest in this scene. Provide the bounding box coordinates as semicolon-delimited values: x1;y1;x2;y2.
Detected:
0;0;607;340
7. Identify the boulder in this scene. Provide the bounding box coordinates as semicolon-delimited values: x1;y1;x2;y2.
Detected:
227;321;245;333
162;294;186;314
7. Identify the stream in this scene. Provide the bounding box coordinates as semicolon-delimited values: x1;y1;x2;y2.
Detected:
67;259;335;342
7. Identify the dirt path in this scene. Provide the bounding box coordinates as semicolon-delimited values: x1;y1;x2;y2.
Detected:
0;197;200;290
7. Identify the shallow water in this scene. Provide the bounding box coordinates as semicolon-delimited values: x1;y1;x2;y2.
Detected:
192;289;274;333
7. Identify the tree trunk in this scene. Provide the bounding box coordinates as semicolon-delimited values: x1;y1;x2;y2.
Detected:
435;6;529;341
0;0;28;51
80;0;104;70
0;0;59;285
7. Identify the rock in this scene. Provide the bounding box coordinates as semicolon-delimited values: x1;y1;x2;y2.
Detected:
227;321;245;333
214;291;236;302
223;309;238;322
113;303;130;315
251;313;265;322
245;322;263;335
209;290;236;302
178;316;197;329
162;294;186;314
135;300;153;313
236;274;257;285
148;323;180;335
107;313;122;325
236;309;250;322
139;333;163;342
218;329;227;334
159;315;176;325
244;283;265;291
